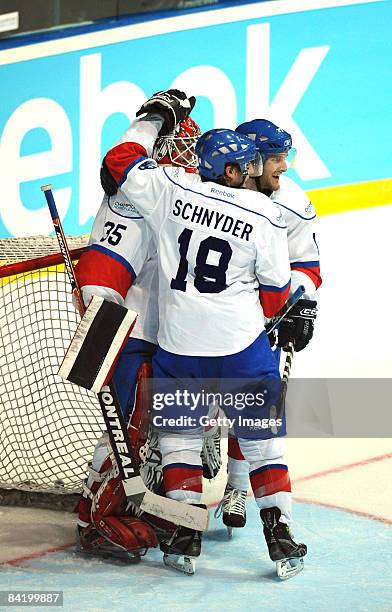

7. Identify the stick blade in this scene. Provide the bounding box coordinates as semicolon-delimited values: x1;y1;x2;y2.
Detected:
140;490;209;531
123;476;209;531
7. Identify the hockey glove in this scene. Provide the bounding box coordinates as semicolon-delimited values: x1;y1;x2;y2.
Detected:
136;89;196;136
277;299;317;352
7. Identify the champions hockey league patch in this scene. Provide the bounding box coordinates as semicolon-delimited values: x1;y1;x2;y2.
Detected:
59;296;137;393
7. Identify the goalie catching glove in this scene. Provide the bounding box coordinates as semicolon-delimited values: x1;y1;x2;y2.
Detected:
277;299;317;352
136;89;196;136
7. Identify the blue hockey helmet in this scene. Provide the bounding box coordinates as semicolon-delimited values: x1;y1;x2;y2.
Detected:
196;128;258;181
236;119;293;160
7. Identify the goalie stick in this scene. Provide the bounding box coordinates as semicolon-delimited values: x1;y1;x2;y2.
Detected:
41;184;208;532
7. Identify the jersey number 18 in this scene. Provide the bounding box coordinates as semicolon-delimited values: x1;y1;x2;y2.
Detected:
170;228;232;294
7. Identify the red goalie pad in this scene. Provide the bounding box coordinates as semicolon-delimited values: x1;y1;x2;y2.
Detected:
128;361;152;462
90;458;157;553
95;516;158;554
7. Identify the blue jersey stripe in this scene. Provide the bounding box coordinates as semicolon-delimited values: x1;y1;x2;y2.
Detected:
291;260;320;268
259;279;291;293
119;156;148;186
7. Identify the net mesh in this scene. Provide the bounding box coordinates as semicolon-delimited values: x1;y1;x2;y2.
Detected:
0;236;104;497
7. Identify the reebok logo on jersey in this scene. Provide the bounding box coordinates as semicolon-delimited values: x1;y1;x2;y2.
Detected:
172;198;253;241
211;187;234;199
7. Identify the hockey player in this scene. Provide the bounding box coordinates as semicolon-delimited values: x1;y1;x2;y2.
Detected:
215;119;321;575
74;115;201;560
101;89;307;576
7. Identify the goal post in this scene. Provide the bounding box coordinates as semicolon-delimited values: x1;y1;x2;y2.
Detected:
0;236;104;510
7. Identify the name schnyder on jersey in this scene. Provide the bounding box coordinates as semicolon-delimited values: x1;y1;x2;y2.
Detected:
171;198;253;241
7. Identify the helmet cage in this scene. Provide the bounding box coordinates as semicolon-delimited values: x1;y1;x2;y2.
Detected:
153;117;201;171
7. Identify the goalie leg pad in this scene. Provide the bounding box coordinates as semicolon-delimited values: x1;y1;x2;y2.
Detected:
77;353;155;526
127;360;152;455
95;516;158;554
91;458;157;553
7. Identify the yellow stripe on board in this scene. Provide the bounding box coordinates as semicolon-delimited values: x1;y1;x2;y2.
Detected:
308;178;392;216
0;263;67;287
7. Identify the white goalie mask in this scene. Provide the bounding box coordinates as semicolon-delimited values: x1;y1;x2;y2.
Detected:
153;116;201;173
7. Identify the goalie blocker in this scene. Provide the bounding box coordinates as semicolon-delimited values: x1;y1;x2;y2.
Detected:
59;295;137;393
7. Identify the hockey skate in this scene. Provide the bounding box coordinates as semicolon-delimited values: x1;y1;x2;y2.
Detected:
214;484;247;538
260;507;307;580
76;525;141;563
160;521;203;575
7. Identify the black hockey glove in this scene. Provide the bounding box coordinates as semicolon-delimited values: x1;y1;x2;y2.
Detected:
100;158;118;196
136;89;196;136
277;299;317;352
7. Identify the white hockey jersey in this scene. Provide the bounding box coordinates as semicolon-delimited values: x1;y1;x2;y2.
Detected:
262;176;321;299
75;192;158;345
104;117;291;357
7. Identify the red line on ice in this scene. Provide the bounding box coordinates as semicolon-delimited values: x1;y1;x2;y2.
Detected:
292;452;392;484
1;452;391;566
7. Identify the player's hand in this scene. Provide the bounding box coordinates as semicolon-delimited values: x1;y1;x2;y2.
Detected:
277;299;317;352
136;89;196;136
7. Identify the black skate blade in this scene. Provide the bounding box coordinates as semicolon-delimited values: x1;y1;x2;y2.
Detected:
163;553;196;575
276;557;304;580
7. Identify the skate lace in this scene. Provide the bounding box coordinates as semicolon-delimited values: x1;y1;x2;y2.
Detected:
214;487;246;518
200;429;222;477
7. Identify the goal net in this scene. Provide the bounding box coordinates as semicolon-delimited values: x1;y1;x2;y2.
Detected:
0;236;104;508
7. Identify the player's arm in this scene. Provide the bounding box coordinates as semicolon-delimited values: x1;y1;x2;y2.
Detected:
103;90;195;219
278;190;321;299
276;190;320;351
75;196;149;308
255;200;291;319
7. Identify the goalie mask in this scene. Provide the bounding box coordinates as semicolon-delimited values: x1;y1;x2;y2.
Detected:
153;117;201;173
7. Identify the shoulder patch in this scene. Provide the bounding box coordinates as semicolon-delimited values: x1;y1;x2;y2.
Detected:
108;196;143;219
138;160;158;171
